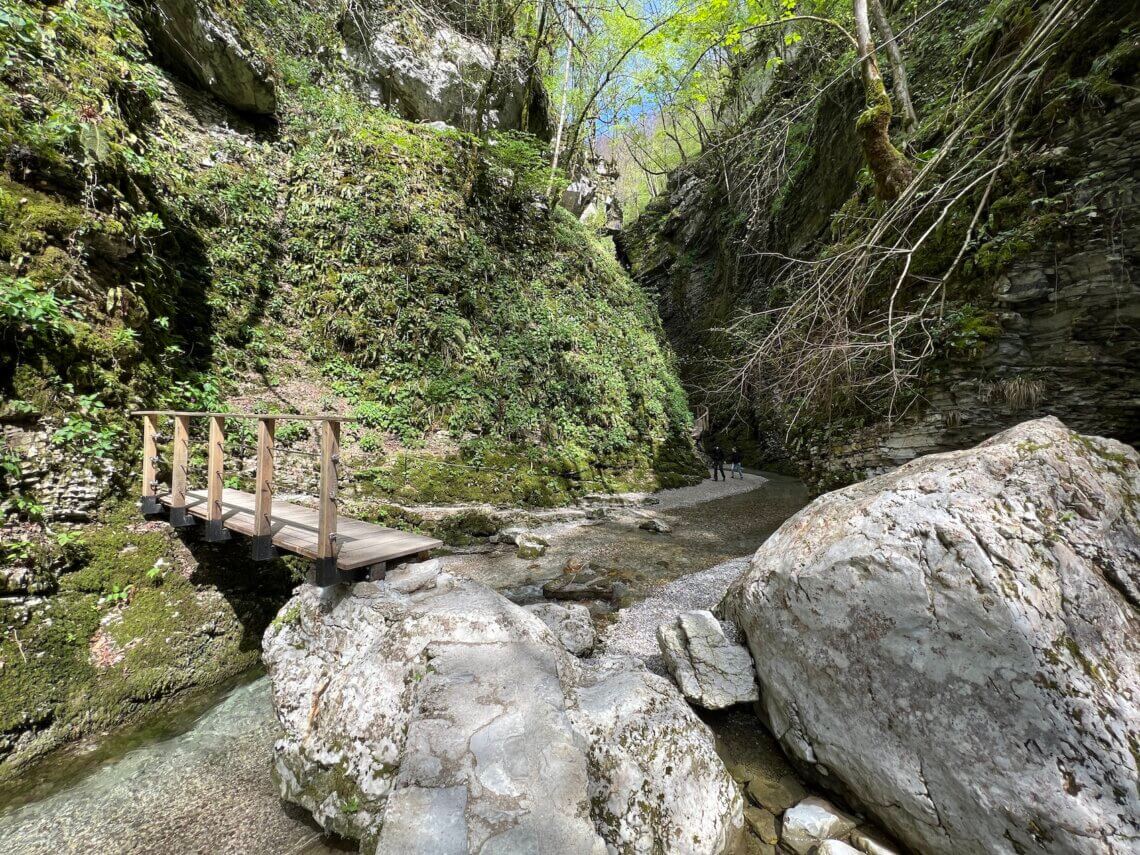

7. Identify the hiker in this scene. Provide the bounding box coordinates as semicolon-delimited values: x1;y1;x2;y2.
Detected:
730;446;744;479
710;444;726;481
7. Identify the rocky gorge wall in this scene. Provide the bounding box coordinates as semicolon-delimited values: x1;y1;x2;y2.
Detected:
623;0;1140;488
0;0;700;779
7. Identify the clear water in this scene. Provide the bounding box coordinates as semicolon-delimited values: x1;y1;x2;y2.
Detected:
0;473;809;854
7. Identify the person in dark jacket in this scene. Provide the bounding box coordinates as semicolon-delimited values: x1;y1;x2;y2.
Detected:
730;447;744;479
710;444;726;481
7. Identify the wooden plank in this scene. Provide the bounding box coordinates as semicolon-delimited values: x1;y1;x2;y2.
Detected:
208;416;226;522
156;487;442;571
131;410;356;422
253;418;275;556
171;415;190;507
168;414;194;527
206;415;229;541
317;420;340;561
141;413;159;511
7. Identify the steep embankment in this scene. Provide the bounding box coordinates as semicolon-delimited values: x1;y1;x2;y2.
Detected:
625;0;1139;488
0;0;701;776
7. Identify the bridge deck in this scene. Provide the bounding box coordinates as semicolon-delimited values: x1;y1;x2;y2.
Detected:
158;487;441;571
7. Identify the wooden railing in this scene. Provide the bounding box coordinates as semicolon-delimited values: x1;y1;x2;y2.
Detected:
133;410;354;568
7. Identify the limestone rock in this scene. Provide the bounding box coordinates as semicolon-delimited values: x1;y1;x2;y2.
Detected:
745;772;807;813
515;533;547;559
780;797;858;855
568;656;744;853
386;558;444;594
657;610;759;709
849;828;901;855
560;176;597;218
744;805;780;845
263;563;740;853
523;602;595;656
725;418;1140;854
816;842;862;855
341;5;548;135
137;0;276;113
638;516;672;533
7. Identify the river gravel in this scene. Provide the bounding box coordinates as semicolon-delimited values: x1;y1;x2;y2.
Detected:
597;555;752;674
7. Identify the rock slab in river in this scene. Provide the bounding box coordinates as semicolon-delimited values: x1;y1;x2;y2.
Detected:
657;610;759;709
724;417;1140;854
542;568;615;601
263;562;742;853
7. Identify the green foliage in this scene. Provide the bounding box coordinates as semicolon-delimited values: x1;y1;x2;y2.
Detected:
0;275;71;337
0;0;700;515
937;304;1001;355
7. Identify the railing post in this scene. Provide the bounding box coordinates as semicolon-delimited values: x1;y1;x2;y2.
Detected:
140;413;160;514
205;415;230;542
311;419;341;585
169;414;194;528
252;416;277;560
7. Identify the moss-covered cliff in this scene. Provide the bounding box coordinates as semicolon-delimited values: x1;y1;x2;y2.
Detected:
624;0;1139;488
0;0;702;776
1;0;701;519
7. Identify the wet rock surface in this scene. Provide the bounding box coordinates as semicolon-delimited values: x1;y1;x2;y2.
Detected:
263;564;742;853
726;418;1140;854
541;567;616;601
0;677;338;855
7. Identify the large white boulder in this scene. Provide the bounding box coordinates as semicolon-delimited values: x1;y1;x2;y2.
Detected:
656;610;758;709
264;563;741;853
724;417;1140;854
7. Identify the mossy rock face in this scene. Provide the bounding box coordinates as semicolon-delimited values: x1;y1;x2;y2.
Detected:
625;0;1140;487
0;504;296;779
1;0;701;521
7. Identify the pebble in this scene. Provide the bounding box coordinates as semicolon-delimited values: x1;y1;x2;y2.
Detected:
781;797;859;855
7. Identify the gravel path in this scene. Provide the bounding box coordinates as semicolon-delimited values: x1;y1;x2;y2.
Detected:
644;470;767;511
597;555;752;674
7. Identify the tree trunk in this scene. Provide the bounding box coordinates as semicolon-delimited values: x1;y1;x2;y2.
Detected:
869;0;918;134
546;32;575;203
853;0;915;200
519;0;548;134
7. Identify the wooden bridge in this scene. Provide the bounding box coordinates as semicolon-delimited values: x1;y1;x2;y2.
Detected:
133;411;441;586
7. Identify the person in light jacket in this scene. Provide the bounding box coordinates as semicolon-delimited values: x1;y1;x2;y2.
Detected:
730;447;744;479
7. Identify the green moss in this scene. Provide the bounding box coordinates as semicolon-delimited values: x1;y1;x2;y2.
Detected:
430;509;501;546
0;503;294;779
271;601;303;632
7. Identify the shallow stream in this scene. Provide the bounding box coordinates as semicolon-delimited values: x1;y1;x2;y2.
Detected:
0;472;809;854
